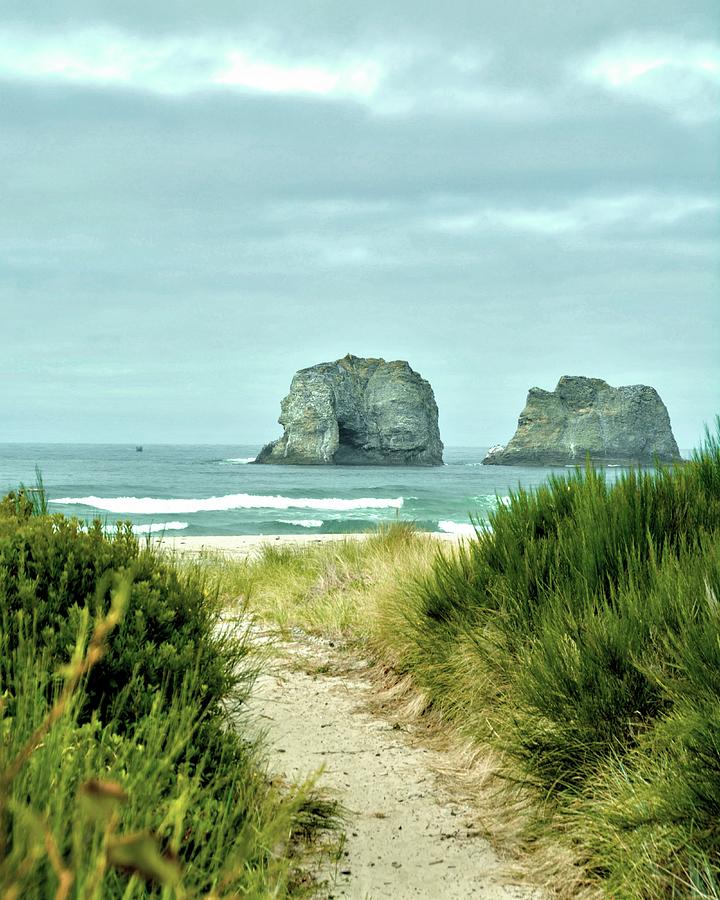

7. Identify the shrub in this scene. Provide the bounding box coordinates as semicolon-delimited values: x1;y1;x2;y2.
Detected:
0;616;297;897
0;508;250;772
0;498;309;897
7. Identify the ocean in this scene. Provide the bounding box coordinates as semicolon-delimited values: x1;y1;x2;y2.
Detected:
0;443;650;537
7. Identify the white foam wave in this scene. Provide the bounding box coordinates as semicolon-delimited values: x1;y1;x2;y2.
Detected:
134;520;189;534
224;457;256;464
52;494;404;514
471;494;512;507
438;520;477;536
279;519;324;528
104;521;189;535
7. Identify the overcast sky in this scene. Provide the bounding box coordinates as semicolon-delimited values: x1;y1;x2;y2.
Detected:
1;1;718;448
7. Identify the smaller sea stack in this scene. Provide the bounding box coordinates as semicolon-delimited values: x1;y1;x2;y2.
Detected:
483;376;681;466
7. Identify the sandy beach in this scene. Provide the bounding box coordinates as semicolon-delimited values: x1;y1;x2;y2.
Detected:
153;531;462;559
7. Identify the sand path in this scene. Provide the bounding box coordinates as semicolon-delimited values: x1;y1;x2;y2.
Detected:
246;629;543;900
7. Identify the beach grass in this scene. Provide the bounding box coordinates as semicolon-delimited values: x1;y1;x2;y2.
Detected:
209;425;720;897
201;521;439;641
0;492;336;898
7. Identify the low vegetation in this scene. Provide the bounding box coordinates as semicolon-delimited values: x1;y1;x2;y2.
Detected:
0;491;328;898
211;427;720;898
6;427;718;897
203;522;434;641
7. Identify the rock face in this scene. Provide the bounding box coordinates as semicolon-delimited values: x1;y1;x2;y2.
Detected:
483;376;681;467
255;354;443;466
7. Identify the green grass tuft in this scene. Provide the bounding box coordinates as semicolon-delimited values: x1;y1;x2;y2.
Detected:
400;425;720;895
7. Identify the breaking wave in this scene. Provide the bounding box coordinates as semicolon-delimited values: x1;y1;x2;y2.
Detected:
52;494;404;514
104;521;189;535
224;457;256;464
470;494;511;507
133;521;189;534
278;519;324;528
437;520;478;536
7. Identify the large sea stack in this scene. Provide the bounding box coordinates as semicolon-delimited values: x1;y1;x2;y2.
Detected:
255;354;443;466
483;376;681;466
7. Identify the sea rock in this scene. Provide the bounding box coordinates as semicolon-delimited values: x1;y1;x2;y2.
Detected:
255;354;443;466
483;376;681;467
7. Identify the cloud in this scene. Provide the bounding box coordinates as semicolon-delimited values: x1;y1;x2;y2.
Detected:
214;51;381;98
425;193;718;236
0;24;546;118
0;25;384;100
580;35;720;123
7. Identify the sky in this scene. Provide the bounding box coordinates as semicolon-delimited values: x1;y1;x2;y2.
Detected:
1;1;718;448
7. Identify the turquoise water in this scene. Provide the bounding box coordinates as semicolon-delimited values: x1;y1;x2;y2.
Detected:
0;443;641;536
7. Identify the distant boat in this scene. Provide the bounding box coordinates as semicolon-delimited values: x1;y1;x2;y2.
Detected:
136;445;143;452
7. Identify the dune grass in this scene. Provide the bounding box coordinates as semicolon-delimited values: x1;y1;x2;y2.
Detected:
201;522;439;644
0;493;336;898
209;427;720;898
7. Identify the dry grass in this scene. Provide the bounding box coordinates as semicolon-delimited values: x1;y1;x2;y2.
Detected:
201;522;441;642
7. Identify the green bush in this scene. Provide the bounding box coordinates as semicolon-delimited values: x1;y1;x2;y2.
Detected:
0;499;312;897
0;508;250;772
